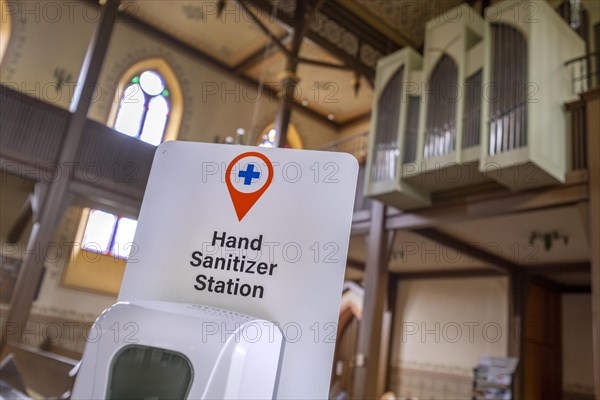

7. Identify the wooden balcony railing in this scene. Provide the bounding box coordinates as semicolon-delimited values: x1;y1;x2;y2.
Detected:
565;51;600;95
566;98;588;171
462;70;482;149
0;85;155;201
76;119;155;196
0;86;68;166
319;131;371;212
564;51;598;171
318;131;369;163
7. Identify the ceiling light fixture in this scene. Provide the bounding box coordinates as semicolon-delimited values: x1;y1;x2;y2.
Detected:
529;231;569;251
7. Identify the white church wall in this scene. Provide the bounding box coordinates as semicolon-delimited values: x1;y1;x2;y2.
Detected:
389;276;509;398
0;0;96;109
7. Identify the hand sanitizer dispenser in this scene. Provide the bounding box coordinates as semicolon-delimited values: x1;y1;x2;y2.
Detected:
74;142;358;398
72;301;284;399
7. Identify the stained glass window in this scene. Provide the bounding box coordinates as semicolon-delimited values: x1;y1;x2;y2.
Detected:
114;70;170;146
81;209;138;259
259;128;277;148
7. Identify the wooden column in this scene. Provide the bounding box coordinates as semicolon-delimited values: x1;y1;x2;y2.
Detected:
507;272;527;399
382;273;400;393
582;87;600;400
273;1;317;148
352;201;393;399
1;0;119;348
522;278;563;399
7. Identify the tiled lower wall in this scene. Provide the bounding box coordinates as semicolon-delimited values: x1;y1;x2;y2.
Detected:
389;365;472;400
0;309;88;357
563;386;596;400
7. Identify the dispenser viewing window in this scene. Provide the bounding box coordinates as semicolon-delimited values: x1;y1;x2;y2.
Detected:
108;346;193;399
72;301;285;399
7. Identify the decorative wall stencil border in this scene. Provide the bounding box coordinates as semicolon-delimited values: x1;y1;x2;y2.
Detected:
352;0;465;48
563;383;596;396
310;12;358;57
391;360;473;378
1;0;29;81
309;11;384;70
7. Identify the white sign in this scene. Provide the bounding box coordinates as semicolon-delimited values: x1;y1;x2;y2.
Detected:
118;141;358;399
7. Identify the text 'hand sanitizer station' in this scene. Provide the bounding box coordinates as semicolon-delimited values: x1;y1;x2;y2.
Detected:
72;142;358;399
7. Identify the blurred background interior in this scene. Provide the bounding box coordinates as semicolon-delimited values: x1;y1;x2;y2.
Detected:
0;0;599;399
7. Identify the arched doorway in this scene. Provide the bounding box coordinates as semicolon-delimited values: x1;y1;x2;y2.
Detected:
0;0;12;64
330;282;363;399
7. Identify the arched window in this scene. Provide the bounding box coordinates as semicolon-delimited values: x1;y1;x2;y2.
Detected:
0;0;11;64
259;128;278;148
371;65;403;182
331;282;364;398
81;209;138;259
114;70;170;146
489;23;528;155
423;54;458;159
62;208;138;295
256;122;303;149
109;58;183;145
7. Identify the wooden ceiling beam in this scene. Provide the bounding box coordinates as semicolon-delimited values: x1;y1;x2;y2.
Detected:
120;11;339;129
387;259;590;284
411;227;521;274
386;177;589;231
347;258;365;270
559;284;592;293
340;111;372;128
236;0;290;57
233;32;290;74
392;268;504;280
272;0;323;147
297;57;351;71
408;230;591;278
525;262;591;275
243;0;395;83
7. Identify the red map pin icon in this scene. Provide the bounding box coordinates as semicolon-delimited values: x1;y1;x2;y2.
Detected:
226;152;274;221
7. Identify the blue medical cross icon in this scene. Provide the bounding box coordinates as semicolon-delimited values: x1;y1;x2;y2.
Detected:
238;164;260;185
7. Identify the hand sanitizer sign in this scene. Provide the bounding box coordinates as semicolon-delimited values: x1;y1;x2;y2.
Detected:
118;141;358;399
